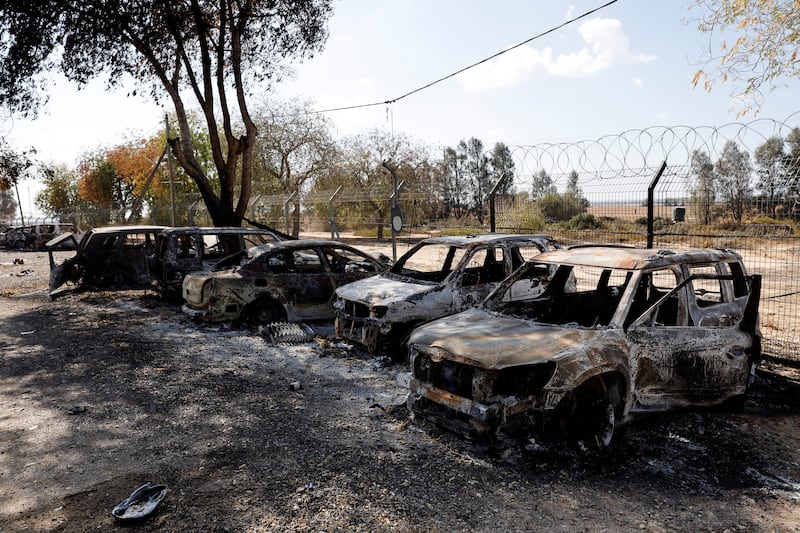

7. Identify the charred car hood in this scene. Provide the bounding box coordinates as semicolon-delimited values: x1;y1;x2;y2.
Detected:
336;274;438;306
409;308;611;369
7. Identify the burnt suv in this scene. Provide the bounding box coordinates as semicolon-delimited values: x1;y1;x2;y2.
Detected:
406;246;761;449
46;225;167;297
334;233;559;357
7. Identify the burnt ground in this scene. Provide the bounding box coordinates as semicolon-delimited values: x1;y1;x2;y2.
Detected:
1;251;799;532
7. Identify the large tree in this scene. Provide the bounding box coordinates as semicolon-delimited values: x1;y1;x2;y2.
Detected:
691;0;800;114
0;0;332;226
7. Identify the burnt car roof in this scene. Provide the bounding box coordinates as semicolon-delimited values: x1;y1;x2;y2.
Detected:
531;246;745;270
83;225;168;234
251;239;355;250
159;226;280;236
417;233;554;247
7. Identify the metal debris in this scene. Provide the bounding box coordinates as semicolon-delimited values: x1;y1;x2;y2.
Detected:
260;322;316;344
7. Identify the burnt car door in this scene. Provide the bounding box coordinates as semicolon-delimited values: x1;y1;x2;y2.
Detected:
626;265;755;409
320;245;383;287
46;232;82;293
452;246;510;309
261;246;336;319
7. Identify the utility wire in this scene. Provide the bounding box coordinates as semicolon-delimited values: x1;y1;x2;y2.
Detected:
308;0;620;115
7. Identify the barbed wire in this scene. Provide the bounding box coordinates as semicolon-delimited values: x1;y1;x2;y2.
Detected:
509;113;800;188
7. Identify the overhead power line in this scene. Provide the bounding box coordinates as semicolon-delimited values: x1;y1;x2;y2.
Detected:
309;0;620;115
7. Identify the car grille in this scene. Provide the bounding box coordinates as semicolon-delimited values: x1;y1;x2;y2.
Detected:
341;299;370;318
413;353;475;399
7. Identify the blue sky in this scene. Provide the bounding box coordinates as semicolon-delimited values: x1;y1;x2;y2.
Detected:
4;0;800;214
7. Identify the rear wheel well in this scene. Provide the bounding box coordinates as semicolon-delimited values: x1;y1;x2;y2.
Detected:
244;296;287;325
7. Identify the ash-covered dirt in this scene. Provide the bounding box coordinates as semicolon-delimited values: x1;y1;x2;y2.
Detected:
1;250;799;532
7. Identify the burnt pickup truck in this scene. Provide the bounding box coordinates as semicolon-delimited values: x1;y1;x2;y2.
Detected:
406;246;761;450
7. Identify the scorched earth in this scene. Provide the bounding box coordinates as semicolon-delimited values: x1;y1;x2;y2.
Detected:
0;249;799;532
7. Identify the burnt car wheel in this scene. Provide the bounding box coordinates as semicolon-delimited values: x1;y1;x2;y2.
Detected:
246;297;286;326
556;380;619;452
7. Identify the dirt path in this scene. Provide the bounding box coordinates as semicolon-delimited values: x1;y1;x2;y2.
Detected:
1;251;799;532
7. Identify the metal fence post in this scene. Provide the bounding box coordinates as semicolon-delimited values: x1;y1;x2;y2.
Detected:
647;161;667;249
329;185;343;239
284;191;297;236
489;173;510;232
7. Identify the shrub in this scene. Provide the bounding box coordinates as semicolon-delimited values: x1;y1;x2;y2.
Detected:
561;213;603;230
536;192;587;222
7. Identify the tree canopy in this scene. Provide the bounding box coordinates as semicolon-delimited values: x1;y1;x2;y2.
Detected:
691;0;800;114
0;0;332;226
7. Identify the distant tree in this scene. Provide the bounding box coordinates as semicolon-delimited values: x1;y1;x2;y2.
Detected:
0;189;16;221
691;0;800;114
252;100;337;237
783;128;800;215
0;1;332;227
442;147;468;219
689;149;717;224
565;170;581;196
458;138;492;224
77;150;125;223
562;169;590;213
754;137;786;216
36;164;82;225
531;170;556;200
715;141;752;223
0;140;34;203
316;129;436;239
487;142;515;195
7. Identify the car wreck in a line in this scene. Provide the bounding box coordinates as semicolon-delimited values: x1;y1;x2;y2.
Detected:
334;233;560;358
406;246;761;449
152;226;283;296
2;222;74;250
46;225;167;297
182;239;389;324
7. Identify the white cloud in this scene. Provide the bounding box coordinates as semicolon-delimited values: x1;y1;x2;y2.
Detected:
457;18;656;91
565;5;575;20
633;77;643;87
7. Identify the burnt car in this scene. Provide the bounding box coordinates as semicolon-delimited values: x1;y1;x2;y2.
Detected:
406;246;761;449
334;233;560;357
46;225;167;297
152;226;283;296
2;222;74;250
182;240;389;324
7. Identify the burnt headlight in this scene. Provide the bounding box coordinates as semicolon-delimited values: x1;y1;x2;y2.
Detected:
371;305;388;319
